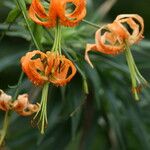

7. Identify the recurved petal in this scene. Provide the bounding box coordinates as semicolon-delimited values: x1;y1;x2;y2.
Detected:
0;90;12;111
21;50;48;86
85;44;98;68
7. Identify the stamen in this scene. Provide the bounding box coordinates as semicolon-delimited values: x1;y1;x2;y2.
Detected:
32;83;49;134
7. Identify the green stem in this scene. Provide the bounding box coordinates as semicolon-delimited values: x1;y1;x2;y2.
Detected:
58;25;62;55
0;112;9;146
15;0;40;50
52;27;58;51
52;23;62;54
55;24;60;52
82;19;101;29
125;45;139;100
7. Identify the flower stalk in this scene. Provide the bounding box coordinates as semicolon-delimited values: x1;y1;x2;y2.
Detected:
82;19;101;29
52;22;62;54
0;112;10;146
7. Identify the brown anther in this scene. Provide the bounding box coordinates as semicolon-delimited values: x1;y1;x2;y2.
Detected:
132;85;142;94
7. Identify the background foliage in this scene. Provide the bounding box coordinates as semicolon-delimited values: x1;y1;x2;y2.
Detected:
0;0;150;150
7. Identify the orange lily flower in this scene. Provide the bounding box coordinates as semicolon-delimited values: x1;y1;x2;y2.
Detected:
85;14;147;100
13;94;40;116
29;0;56;27
108;14;144;44
0;90;40;116
21;50;48;86
0;90;12;111
21;51;76;86
29;0;86;27
85;14;144;67
57;0;86;27
45;52;77;86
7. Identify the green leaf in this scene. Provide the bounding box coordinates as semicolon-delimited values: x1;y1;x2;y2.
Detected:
6;7;20;23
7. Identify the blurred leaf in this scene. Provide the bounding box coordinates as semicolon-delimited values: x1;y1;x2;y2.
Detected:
6;7;20;23
0;52;23;72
